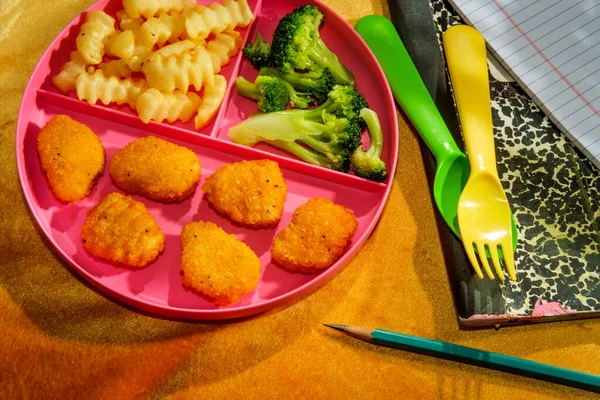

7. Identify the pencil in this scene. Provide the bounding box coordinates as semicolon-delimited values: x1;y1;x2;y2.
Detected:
324;324;600;393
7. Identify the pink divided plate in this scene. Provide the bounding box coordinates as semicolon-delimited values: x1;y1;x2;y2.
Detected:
16;0;399;319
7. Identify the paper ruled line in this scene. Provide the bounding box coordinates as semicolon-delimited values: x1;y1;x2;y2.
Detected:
491;0;600;126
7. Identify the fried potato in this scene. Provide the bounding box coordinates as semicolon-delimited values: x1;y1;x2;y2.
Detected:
36;115;105;203
110;136;201;203
181;221;260;306
271;198;358;273
194;74;227;131
201;159;287;228
81;192;165;267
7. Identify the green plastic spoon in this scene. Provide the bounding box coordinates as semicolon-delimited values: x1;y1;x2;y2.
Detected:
354;15;518;257
355;15;468;237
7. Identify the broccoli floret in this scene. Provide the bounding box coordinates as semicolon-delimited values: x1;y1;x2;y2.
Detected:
242;33;273;70
350;108;388;182
274;140;351;172
283;67;335;104
280;80;314;109
271;4;355;86
260;66;334;105
297;84;369;130
281;121;358;172
235;76;289;113
258;68;314;108
228;113;357;172
227;86;369;172
228;84;368;172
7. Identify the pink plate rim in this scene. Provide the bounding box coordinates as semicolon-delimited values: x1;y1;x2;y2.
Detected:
15;0;399;320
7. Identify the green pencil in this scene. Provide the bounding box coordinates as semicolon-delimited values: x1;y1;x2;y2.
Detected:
324;324;600;393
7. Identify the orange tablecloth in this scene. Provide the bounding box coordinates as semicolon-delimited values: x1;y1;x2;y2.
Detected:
2;1;599;398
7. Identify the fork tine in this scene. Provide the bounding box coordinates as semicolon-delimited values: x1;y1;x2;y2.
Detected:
464;240;484;279
490;244;504;281
475;242;495;280
501;239;517;281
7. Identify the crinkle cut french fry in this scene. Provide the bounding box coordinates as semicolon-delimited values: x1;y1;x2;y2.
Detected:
144;40;196;65
123;0;196;19
138;12;188;49
57;1;244;129
195;75;227;131
116;10;142;33
143;45;215;93
75;70;147;109
105;30;135;60
76;10;115;65
51;51;88;94
136;88;201;124
98;59;133;78
127;45;153;72
185;0;254;40
207;30;243;73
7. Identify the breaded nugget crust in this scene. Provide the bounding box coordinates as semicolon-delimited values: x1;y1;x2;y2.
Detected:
181;221;260;306
36;114;105;202
271;197;358;273
81;192;165;268
110;136;201;203
201;159;287;228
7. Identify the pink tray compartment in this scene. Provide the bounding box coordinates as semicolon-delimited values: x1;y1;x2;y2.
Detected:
218;0;397;173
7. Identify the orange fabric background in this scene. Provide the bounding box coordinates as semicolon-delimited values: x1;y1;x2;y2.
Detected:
1;0;600;399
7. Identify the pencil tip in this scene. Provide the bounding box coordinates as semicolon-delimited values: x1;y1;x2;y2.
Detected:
324;323;346;332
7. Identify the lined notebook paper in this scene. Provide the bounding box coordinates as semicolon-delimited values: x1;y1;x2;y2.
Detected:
447;0;600;169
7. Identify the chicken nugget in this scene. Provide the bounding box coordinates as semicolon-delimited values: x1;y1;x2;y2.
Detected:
201;159;287;228
181;221;261;306
271;197;358;273
81;192;165;268
36;114;105;202
110;136;201;203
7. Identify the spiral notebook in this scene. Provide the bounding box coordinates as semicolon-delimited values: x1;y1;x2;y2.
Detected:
448;0;600;169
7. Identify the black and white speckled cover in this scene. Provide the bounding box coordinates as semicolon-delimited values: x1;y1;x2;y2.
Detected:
391;0;600;327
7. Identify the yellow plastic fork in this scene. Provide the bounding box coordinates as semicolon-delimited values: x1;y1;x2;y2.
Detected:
443;25;517;281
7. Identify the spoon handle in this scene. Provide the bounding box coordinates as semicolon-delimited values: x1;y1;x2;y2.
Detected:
443;25;499;174
354;15;461;162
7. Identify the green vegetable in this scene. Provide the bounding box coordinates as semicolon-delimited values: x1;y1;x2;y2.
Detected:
241;33;273;70
235;75;289;113
228;85;367;172
256;68;313;109
311;84;368;129
350;108;388;182
280;80;314;109
270;4;355;86
260;66;334;105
